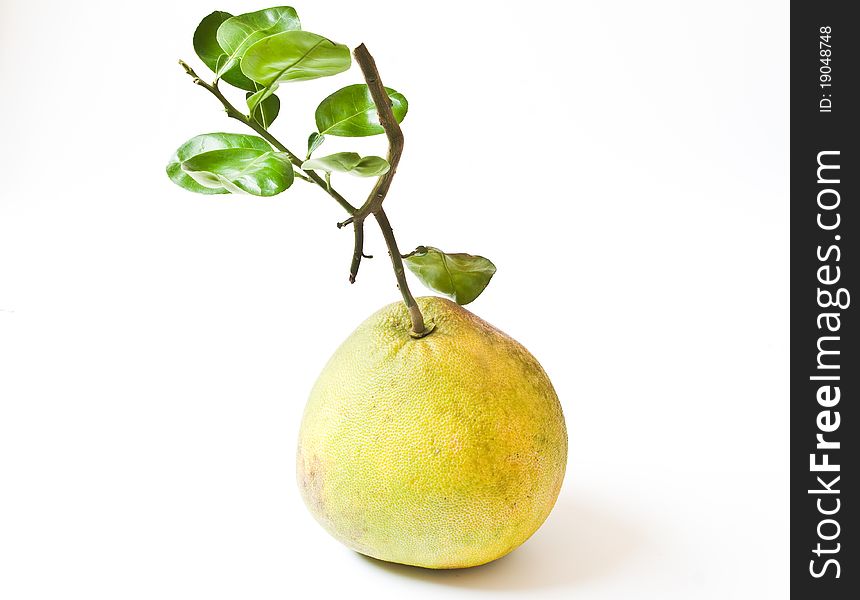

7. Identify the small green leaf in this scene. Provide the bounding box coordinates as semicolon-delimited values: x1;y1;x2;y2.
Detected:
181;148;294;196
241;31;351;110
306;132;325;159
301;154;354;172
245;87;269;114
404;247;497;305
167;132;274;194
192;11;257;91
349;156;391;177
302;152;390;177
315;84;408;137
247;92;280;129
193;11;232;71
215;6;301;78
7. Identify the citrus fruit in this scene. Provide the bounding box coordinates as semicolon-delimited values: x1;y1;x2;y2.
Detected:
296;296;567;569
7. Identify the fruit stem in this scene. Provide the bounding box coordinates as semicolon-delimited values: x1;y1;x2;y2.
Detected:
374;208;427;337
353;43;429;337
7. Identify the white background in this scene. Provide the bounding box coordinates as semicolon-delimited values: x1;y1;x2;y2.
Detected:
0;1;789;598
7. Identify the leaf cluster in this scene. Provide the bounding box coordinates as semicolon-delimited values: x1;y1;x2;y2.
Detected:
167;6;496;305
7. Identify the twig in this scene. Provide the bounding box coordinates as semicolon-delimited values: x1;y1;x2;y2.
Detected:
374;209;427;336
353;44;427;336
293;169;313;183
349;221;365;284
353;45;405;217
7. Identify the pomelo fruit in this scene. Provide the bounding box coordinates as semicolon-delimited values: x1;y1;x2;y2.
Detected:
296;296;567;569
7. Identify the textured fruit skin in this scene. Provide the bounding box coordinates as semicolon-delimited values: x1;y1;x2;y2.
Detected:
296;297;567;569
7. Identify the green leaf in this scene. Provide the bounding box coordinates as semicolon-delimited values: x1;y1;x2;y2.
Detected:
348;156;390;177
181;148;294;196
247;92;280;129
302;152;390;177
241;31;351;109
215;6;301;78
193;11;232;71
404;247;497;305
306;132;325;159
192;10;257;91
245;87;270;114
166;132;274;195
315;84;408;137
